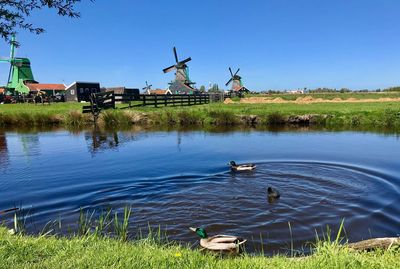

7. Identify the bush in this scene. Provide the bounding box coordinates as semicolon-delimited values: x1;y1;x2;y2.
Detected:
207;110;238;125
266;112;286;125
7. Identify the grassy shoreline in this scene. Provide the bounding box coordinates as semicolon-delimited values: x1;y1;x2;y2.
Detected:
1;100;400;130
1;227;399;269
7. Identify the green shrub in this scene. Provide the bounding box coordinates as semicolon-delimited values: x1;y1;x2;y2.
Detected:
208;110;238;125
266;112;286;124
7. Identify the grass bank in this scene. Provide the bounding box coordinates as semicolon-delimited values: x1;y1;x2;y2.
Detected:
0;227;399;269
1;99;400;130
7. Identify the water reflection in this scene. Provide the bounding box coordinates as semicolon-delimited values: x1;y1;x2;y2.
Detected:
19;134;40;158
0;131;8;166
84;128;143;155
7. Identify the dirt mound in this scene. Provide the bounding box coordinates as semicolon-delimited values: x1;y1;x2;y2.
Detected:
296;96;314;103
273;97;285;103
224;98;234;104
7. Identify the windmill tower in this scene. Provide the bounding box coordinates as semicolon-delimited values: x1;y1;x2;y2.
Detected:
163;47;196;94
0;35;36;95
142;81;153;93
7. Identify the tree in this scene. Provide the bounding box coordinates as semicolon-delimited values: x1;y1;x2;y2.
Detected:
0;0;87;43
199;85;206;92
209;83;220;93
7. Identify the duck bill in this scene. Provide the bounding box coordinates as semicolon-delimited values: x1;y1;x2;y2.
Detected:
189;227;197;232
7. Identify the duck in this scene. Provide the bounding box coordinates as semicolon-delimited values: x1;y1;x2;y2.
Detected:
189;227;247;252
267;187;280;201
228;161;256;171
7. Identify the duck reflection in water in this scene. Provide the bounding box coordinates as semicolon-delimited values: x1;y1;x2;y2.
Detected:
267;187;280;204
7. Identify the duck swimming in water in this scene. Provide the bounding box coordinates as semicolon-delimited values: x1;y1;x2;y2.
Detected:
189;227;247;252
228;161;256;171
267;187;280;202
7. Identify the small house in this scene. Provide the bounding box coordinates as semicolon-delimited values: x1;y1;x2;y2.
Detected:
65;82;101;102
147;89;172;95
230;85;250;97
25;83;66;95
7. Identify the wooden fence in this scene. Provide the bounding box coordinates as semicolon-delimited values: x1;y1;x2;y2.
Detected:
115;93;210;108
82;92;211;119
82;91;115;117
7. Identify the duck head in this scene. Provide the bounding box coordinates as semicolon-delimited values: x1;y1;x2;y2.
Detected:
267;187;273;194
189;227;208;239
228;161;237;167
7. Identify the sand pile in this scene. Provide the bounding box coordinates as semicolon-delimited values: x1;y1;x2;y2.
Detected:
224;98;234;104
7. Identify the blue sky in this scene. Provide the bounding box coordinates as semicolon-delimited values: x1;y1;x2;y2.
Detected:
1;0;400;90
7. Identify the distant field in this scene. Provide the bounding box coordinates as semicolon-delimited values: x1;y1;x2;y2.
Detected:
245;91;400;100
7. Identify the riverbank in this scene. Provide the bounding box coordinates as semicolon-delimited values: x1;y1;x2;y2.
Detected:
1;99;400;130
0;228;398;269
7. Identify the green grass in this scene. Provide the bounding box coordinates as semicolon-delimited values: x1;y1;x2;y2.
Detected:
1;99;400;130
0;227;399;269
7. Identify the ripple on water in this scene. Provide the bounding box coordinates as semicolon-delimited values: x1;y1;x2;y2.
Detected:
15;161;400;254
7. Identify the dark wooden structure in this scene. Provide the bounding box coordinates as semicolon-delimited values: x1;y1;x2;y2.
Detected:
65;82;101;102
82;92;116;121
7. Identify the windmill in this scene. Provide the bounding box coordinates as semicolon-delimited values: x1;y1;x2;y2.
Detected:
225;67;249;95
0;35;36;95
142;81;153;93
163;47;196;94
226;67;242;91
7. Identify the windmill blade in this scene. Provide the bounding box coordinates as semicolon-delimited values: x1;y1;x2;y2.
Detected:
234;68;240;76
225;78;233;86
229;67;234;78
0;57;10;62
179;57;191;64
148;84;153;88
173;47;179;63
163;65;176;73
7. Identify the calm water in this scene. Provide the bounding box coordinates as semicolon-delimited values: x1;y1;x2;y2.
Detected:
0;128;399;254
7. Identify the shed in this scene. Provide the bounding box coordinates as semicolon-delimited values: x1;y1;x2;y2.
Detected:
104;87;139;96
65;82;101;102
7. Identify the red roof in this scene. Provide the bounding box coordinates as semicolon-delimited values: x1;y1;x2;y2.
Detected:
26;83;66;91
149;89;171;95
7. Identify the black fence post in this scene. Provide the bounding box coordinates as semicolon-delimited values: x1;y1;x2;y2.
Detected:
155;95;158;108
112;92;116;109
143;95;146;106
